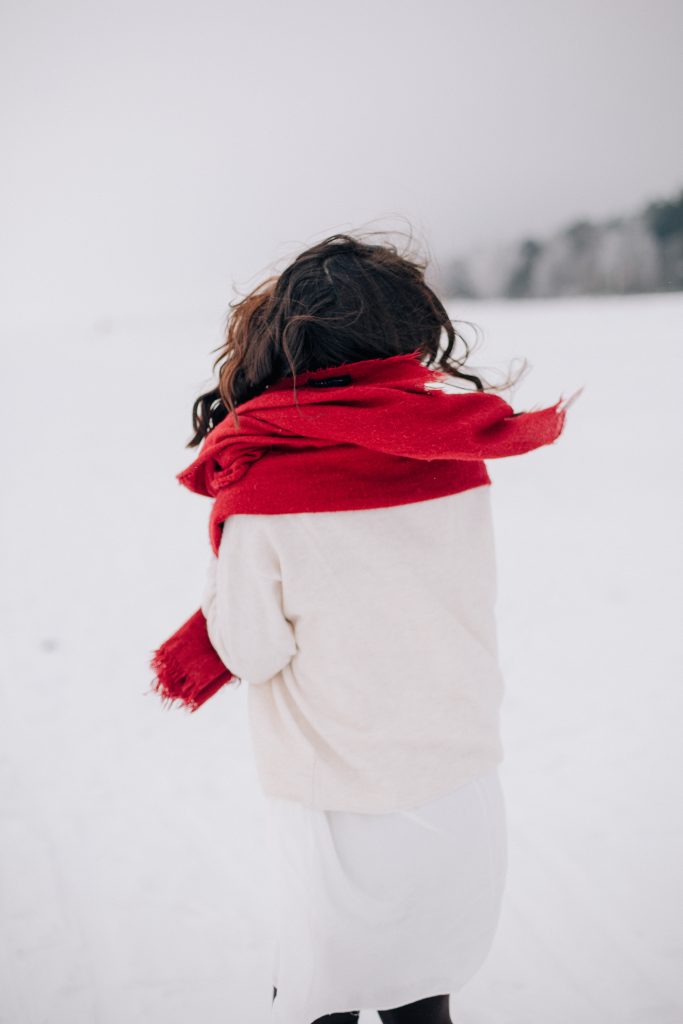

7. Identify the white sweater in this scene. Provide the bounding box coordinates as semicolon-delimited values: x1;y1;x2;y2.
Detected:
200;484;505;813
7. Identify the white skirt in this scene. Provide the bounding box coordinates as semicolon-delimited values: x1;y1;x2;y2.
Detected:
265;769;507;1023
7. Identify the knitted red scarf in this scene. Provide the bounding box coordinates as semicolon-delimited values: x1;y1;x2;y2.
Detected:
150;349;573;711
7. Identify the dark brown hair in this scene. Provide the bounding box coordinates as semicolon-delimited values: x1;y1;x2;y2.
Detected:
187;231;523;446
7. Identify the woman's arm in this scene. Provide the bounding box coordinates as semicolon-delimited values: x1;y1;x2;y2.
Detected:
200;516;297;685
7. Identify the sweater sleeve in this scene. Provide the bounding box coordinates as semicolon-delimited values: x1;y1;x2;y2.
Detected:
200;515;297;685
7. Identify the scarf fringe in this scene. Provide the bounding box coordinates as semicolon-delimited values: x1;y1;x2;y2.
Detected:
149;608;234;713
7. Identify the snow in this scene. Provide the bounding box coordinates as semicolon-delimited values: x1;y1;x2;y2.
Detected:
1;293;682;1023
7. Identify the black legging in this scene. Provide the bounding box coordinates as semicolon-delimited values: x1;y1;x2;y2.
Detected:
272;986;452;1023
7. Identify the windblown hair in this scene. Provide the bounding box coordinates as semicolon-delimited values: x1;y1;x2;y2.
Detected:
187;231;523;446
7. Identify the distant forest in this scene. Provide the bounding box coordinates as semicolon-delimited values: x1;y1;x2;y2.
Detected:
443;187;683;299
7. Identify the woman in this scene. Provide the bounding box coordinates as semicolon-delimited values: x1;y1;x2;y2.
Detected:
165;231;573;1022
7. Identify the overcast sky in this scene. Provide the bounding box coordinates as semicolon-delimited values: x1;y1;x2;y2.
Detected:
2;0;682;329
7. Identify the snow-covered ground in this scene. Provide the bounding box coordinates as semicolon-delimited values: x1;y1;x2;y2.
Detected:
1;293;681;1024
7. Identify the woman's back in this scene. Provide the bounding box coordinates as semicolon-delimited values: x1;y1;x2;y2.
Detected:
202;483;505;813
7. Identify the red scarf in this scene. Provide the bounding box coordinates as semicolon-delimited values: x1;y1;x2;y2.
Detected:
150;349;571;711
